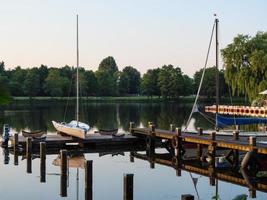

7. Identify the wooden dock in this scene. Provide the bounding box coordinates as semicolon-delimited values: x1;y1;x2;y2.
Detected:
131;126;267;154
10;133;145;149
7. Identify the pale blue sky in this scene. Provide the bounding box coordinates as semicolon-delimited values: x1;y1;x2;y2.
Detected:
0;0;266;76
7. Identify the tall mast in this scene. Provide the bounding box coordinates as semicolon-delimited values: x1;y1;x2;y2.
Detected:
76;14;79;125
215;17;219;126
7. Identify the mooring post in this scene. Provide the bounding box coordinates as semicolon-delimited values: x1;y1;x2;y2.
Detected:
175;128;182;157
208;132;216;186
249;136;257;148
170;124;175;132
181;194;194;200
146;124;155;158
249;188;256;199
40;142;46;183
130;152;134;163
84;160;93;200
123;174;133;200
60;150;67;197
233;131;239;168
129;122;135;135
208;132;216;168
197;128;203;160
26;137;32;173
13;133;18;165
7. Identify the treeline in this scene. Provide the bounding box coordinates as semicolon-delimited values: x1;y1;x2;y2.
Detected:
0;56;227;99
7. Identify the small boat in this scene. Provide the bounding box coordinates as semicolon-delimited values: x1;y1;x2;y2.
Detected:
94;129;118;135
52;154;86;169
22;130;46;138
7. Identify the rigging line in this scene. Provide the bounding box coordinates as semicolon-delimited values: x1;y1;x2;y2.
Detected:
184;20;216;131
198;110;216;122
198;111;217;126
64;71;75;122
189;172;200;200
228;84;237;126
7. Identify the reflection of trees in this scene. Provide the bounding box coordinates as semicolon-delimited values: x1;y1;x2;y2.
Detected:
2;102;219;133
91;103;118;130
118;103;141;131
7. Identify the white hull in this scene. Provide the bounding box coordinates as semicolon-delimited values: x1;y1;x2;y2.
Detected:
52;121;89;139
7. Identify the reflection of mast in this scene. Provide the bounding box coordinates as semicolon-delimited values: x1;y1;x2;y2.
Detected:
76;168;79;200
215;178;218;200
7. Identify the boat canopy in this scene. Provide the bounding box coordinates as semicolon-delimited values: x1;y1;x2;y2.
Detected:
216;114;267;128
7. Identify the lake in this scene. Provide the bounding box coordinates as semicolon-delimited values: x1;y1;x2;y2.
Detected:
0;102;266;200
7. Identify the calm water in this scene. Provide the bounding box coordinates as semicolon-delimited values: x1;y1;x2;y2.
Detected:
0;102;266;200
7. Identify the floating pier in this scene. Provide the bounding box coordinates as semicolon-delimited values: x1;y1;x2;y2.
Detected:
205;105;267;117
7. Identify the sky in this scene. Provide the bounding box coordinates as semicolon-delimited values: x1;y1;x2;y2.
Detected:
0;0;267;77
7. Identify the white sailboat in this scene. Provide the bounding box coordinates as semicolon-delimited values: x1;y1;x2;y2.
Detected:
52;15;90;139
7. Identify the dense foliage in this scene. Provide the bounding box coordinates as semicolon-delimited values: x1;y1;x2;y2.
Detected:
0;56;229;100
221;32;267;102
0;62;11;104
194;67;227;99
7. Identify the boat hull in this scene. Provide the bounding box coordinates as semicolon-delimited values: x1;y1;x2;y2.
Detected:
52;121;87;139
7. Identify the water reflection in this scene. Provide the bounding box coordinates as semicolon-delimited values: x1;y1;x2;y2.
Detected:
2;144;267;200
0;102;212;133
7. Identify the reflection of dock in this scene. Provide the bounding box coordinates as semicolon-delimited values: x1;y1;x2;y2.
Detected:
132;152;267;197
10;133;144;149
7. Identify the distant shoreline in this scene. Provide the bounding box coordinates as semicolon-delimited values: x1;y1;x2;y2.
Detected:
10;96;247;104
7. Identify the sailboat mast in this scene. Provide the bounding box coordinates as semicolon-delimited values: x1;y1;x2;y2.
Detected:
76;14;79;125
215;17;219;119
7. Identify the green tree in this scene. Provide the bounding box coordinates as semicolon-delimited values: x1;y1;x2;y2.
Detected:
23;68;41;97
0;61;11;104
158;65;184;98
141;68;160;97
98;56;118;74
84;70;98;96
9;66;27;96
120;66;140;94
118;71;129;95
95;70;117;96
183;75;194;96
39;65;49;96
194;67;226;99
221;32;267;102
44;69;69;96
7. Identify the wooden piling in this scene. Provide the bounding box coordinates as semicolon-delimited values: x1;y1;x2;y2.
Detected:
170;124;175;132
85;160;93;200
60;150;67;197
146;124;155;157
129;122;135;135
123;174;133;200
13;133;18;166
208;132;216;169
233;131;239;168
249;189;256;199
173;128;182;157
26;137;32;173
197;128;203;160
130;152;134;163
249;136;257;148
40;142;46;183
181;194;194;200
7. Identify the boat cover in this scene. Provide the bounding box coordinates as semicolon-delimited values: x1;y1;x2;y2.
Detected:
216;114;267;128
